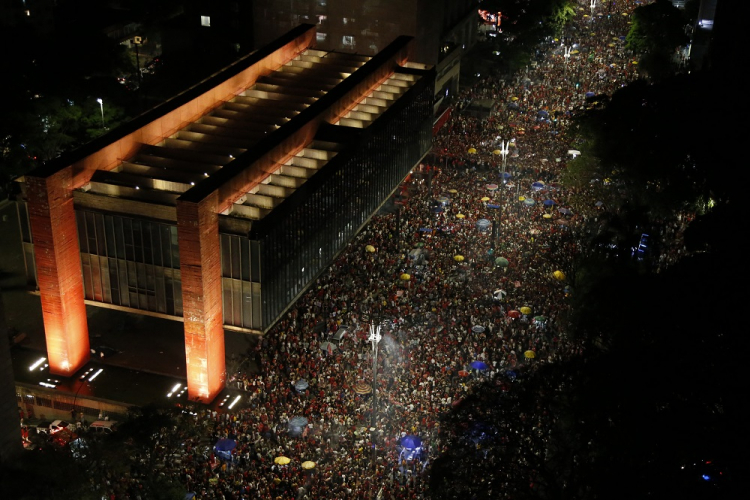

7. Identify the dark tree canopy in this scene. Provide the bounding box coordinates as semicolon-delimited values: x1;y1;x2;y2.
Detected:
626;0;688;78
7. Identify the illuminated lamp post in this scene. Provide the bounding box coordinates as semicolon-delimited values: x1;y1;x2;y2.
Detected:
499;140;510;175
96;98;104;128
368;321;382;429
368;320;384;478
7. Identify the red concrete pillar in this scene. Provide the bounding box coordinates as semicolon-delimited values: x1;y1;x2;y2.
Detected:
25;171;90;376
177;195;226;402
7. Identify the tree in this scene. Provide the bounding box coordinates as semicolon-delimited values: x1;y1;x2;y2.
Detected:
571;71;746;220
0;446;98;500
626;0;688;78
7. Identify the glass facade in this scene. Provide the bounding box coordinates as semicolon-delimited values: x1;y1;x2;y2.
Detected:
17;68;433;333
16;201;37;287
220;234;263;330
249;70;434;328
74;211;183;316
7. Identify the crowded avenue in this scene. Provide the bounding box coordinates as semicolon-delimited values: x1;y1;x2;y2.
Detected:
95;2;692;499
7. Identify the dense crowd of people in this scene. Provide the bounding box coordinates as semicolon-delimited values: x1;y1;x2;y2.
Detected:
96;2;695;499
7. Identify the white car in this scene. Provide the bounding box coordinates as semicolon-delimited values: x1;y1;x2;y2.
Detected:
46;420;70;435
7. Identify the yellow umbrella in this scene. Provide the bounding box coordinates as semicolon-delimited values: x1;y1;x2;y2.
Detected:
524;350;536;359
511;96;519;101
481;196;490;202
301;461;316;470
520;306;532;315
365;245;376;253
608;43;615;47
492;149;502;156
631;61;638;65
456;213;465;219
454;255;465;262
570;50;579;55
468;147;477;154
448;189;458;194
400;273;411;281
275;456;291;465
553;270;566;281
519;196;526;201
543;213;553;219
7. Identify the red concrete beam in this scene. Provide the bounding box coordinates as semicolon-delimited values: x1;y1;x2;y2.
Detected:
62;26;317;191
177;194;226;402
25;170;90;376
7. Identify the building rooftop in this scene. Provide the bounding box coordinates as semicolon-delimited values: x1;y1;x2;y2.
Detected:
63;41;425;227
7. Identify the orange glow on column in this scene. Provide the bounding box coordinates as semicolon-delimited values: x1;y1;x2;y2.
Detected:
26;172;90;377
177;195;226;403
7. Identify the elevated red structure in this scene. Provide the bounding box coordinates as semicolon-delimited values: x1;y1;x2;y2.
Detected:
22;25;424;403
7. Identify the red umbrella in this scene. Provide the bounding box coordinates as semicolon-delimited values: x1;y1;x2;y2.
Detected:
507;310;521;319
458;370;470;377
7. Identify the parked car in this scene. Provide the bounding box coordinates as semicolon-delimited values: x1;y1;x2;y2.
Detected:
88;420;118;435
35;419;70;435
34;420;52;434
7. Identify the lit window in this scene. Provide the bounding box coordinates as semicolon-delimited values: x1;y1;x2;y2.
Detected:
201;16;211;27
317;32;328;43
342;35;355;48
25;10;31;16
343;17;348;25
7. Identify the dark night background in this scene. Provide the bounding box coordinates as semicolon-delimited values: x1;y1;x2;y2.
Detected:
1;1;748;499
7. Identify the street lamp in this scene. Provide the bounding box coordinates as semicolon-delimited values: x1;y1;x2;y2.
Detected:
563;46;572;66
368;320;383;484
499;140;510;175
590;0;597;15
96;98;104;128
368;322;382;428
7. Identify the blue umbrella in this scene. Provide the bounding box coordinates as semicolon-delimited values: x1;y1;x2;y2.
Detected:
419;227;433;232
432;206;443;213
470;361;489;371
594;201;604;207
294;379;309;392
487;204;500;209
543;199;556;207
524;198;536;206
585;91;596;98
558;207;572;215
289;416;308;427
531;182;545;191
501;172;512;180
214;438;236;452
537;110;549;118
400;435;422;449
